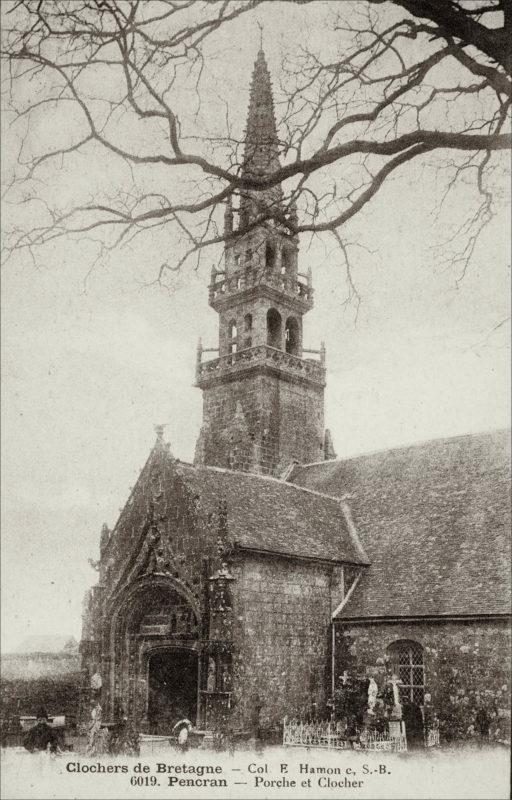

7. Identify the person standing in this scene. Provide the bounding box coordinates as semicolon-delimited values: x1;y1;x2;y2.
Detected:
23;708;59;754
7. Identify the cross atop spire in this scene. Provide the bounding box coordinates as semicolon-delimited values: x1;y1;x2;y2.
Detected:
257;21;264;51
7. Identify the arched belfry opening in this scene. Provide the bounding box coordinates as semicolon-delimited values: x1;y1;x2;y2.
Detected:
285;316;300;355
228;320;238;354
265;241;275;271
281;247;292;275
267;308;282;349
243;313;253;349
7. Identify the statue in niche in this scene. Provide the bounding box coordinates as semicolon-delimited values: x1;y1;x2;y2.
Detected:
367;676;378;715
206;658;216;692
210;562;233;611
146;525;172;575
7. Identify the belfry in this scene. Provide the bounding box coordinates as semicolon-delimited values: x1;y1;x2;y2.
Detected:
194;50;330;476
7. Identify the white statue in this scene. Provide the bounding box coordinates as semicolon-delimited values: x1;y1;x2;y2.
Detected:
206;658;216;692
367;677;378;714
389;673;403;719
90;672;102;691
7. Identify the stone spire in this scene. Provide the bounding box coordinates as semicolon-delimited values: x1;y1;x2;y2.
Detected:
240;50;283;221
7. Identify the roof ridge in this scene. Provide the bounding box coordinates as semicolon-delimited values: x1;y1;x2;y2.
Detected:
182;462;348;503
338;501;370;565
294;427;511;470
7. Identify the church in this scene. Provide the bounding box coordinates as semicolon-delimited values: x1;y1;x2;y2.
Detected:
80;51;511;745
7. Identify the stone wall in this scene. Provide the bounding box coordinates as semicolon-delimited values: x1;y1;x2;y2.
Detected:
196;371;324;475
334;619;511;743
230;554;336;735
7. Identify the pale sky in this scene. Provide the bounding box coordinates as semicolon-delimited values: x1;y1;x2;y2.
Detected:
1;1;510;652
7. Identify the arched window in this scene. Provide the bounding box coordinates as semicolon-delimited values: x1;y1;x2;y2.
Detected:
243;314;253;349
285;316;300;355
228;320;237;354
266;308;282;349
387;640;425;705
266;242;275;270
281;247;292;274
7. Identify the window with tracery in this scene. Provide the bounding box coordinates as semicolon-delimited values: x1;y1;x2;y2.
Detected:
387;640;425;705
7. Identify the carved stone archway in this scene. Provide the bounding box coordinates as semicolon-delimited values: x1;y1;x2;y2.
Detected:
104;575;202;730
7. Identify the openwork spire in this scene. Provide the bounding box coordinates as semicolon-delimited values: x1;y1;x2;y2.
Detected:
240;50;283;218
243;50;280;178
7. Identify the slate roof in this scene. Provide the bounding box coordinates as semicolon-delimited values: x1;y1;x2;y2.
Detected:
289;429;511;619
173;462;369;566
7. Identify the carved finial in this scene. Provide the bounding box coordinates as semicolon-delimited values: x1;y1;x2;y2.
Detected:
218;498;228;538
154;424;166;445
320;340;326;365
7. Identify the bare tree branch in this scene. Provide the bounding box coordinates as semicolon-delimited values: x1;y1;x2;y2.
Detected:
1;0;510;283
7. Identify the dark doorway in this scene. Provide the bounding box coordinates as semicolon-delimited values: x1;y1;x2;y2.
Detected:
148;649;198;734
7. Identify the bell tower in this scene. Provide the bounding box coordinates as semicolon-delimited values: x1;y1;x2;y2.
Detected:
194;50;329;475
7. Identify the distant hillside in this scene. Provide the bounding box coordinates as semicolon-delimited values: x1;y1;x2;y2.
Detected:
1;651;80;681
13;635;78;654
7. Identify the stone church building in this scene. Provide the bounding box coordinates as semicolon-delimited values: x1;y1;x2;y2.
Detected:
81;51;511;743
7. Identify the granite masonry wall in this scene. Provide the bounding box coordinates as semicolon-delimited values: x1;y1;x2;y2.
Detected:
335;619;511;742
197;371;324;475
229;554;342;735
